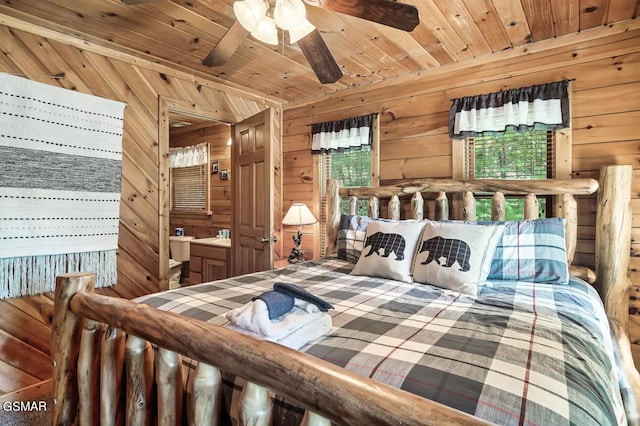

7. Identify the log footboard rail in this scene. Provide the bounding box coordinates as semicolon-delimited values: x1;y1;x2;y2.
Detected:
52;274;490;426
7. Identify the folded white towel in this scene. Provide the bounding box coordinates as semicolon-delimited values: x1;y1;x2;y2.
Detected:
225;298;320;340
226;313;332;350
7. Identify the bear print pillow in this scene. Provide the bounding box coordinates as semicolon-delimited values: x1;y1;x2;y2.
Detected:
412;221;504;295
351;220;426;283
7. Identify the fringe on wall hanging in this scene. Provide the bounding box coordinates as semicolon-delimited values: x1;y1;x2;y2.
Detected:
0;72;125;299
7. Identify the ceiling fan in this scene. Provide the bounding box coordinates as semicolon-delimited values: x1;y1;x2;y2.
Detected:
123;0;420;84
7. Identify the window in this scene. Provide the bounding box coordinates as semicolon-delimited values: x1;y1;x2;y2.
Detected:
465;128;554;220
171;164;208;211
169;142;210;212
314;114;379;255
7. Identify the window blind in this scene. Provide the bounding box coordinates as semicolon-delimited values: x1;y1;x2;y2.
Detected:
171;164;207;211
466;129;554;219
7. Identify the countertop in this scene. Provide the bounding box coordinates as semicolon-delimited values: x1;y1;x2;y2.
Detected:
190;237;231;248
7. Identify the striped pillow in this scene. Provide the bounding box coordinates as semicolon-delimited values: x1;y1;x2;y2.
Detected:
488;218;569;284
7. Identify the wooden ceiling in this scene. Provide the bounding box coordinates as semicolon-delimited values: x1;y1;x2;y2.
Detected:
0;0;638;104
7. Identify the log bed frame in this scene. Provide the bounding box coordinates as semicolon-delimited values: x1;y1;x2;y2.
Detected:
52;164;640;426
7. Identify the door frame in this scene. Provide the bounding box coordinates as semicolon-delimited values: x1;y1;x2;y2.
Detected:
158;96;240;290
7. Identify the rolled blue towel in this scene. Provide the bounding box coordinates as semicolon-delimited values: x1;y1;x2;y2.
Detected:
252;290;295;320
273;282;334;312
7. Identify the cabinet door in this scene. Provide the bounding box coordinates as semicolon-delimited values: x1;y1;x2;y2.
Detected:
202;258;228;282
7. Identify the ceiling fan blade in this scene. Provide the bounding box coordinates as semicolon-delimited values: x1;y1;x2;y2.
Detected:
202;21;250;67
297;29;343;84
308;0;419;32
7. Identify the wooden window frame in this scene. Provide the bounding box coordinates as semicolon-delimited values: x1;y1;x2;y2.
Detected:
314;115;380;256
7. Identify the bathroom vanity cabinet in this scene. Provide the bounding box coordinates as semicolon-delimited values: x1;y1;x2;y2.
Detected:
189;238;231;284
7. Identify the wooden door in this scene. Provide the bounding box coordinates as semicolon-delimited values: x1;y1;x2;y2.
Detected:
232;109;276;276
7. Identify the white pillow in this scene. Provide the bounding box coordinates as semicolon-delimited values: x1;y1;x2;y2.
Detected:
351;220;426;283
412;221;504;295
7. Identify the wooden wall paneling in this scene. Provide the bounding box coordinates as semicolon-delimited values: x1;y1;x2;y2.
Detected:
0;329;50;380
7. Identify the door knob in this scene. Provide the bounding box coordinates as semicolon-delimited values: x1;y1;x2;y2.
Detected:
260;236;278;243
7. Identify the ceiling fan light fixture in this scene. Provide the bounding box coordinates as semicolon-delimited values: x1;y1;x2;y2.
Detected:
288;19;316;44
274;0;307;31
251;16;279;45
233;0;267;33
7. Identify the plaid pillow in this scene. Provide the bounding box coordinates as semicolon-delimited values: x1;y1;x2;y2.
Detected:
337;214;369;262
488;218;569;284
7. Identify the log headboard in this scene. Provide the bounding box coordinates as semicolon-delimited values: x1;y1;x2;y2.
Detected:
325;176;596;278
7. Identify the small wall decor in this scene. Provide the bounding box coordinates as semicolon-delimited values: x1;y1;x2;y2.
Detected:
221;169;229;180
211;160;219;174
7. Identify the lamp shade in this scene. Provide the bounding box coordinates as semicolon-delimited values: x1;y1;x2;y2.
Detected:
288;19;316;43
274;0;306;31
282;203;317;226
251;16;278;45
233;0;267;33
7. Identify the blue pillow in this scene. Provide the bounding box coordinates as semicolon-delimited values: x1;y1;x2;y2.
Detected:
488;218;569;284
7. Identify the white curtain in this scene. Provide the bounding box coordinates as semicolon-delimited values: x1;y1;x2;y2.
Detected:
449;80;570;138
169;142;208;168
311;114;375;154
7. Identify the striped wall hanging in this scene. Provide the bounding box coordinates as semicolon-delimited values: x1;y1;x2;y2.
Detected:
0;73;125;299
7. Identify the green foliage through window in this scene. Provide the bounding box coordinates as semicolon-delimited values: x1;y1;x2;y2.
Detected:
327;148;372;216
468;128;553;221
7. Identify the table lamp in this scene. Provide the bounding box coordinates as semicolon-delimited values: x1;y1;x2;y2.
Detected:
282;203;317;263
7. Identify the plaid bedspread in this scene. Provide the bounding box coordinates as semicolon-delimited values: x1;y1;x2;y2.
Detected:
135;256;627;425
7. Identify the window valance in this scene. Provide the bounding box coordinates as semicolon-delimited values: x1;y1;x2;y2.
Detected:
449;80;570;139
169;142;208;168
311;113;375;154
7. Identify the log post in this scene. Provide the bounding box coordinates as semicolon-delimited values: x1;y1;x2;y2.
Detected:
348;196;358;215
434;192;448;221
156;348;183;426
368;196;379;219
560;193;578;265
125;336;154;426
301;410;331;426
461;191;476;221
78;319;104;425
388;195;400;220
240;381;273;426
595;165;633;332
326;179;341;256
52;272;95;426
523;194;539;219
101;327;126;426
188;362;222;426
411;192;424;220
491;192;506;221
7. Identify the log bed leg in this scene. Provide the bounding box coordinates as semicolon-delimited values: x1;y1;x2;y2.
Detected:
301;410;331;426
101;327;126;426
78;319;104;425
156;348;183;426
125;335;154;426
188;362;222;426
52;272;95;426
240;381;273;426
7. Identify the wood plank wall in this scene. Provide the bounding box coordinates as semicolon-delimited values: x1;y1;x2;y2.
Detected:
169;122;233;240
0;20;271;396
282;21;640;363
